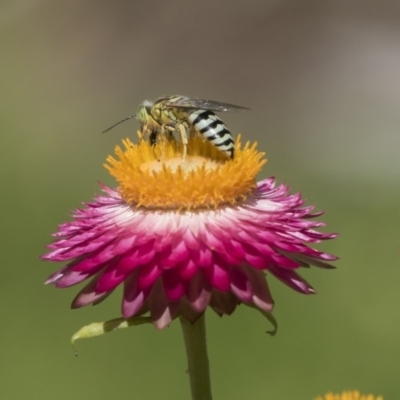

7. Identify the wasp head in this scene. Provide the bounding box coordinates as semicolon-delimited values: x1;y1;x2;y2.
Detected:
136;100;153;127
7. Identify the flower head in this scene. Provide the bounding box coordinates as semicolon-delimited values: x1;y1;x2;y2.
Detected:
315;391;383;400
43;134;337;329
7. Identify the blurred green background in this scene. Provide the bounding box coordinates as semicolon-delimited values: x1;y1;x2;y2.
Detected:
1;1;399;399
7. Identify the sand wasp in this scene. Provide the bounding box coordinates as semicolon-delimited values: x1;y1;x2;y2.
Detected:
103;95;249;159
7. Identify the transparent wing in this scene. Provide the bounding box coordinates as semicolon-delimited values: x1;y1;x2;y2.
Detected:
161;96;249;112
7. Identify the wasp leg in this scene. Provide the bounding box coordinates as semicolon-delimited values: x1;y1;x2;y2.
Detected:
149;128;158;146
158;124;176;157
176;121;188;161
139;123;155;143
138;124;161;159
164;124;175;141
159;124;169;158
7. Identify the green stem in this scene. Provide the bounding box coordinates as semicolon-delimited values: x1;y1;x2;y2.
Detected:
180;315;213;400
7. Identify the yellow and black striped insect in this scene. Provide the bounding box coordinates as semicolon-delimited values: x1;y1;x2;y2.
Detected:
103;95;249;159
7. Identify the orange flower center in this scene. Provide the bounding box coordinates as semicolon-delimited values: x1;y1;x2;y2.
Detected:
105;133;266;210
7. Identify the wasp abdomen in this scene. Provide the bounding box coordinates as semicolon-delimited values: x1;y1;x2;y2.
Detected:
188;110;234;158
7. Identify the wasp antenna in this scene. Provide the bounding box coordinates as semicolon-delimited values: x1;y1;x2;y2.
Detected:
102;115;136;134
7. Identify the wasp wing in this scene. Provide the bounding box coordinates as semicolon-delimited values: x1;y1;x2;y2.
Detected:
161;96;249;112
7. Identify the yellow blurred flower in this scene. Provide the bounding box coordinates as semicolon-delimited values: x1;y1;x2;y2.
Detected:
315;391;383;400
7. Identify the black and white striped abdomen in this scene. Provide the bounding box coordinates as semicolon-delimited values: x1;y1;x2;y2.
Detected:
187;110;234;158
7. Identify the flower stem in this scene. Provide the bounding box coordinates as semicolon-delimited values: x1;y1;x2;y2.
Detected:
180;315;213;400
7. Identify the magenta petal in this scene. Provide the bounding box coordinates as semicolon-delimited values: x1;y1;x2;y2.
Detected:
56;267;101;288
44;266;69;285
157;245;189;268
134;240;156;265
51;232;119;261
122;291;146;318
183;228;201;250
178;259;198;280
242;243;269;269
115;249;142;273
96;262;131;292
148;280;179;329
230;265;252;302
244;265;274;312
163;271;186;301
269;266;316;294
170;240;191;262
270;253;301;269
110;234;138;254
202;258;230;291
210;290;239;316
137;262;162;290
186;272;212;313
122;271;149;318
191;245;212;267
72;275;113;308
60;243;116;271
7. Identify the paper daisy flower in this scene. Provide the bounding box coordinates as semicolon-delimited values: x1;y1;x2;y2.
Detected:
42;134;337;329
315;391;383;400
